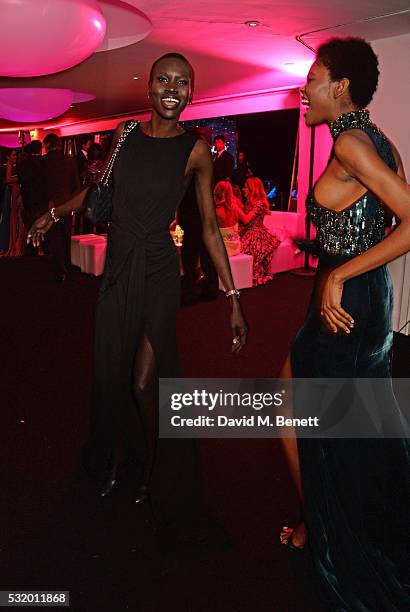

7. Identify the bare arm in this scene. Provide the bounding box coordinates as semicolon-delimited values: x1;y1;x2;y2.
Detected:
237;203;259;225
190;139;248;349
27;121;126;246
321;130;410;333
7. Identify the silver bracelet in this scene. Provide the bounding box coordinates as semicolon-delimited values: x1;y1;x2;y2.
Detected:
225;289;240;299
50;207;60;223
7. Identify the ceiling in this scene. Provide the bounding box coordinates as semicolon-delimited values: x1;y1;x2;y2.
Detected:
0;0;409;131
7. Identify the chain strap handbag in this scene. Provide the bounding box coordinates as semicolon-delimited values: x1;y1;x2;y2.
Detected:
85;119;139;224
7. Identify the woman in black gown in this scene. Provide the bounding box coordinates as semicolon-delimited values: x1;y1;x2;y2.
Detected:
28;53;247;542
279;38;410;610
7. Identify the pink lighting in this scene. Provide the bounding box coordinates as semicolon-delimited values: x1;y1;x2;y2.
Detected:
283;61;313;78
93;19;104;31
0;89;96;122
0;0;107;77
72;92;97;104
96;1;152;53
0;134;30;149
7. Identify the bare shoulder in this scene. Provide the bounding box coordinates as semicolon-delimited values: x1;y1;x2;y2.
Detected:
334;130;378;171
192;138;211;157
188;138;212;173
335;129;406;180
335;129;374;155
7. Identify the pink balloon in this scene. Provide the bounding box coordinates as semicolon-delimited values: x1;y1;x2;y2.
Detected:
0;88;74;122
0;0;106;77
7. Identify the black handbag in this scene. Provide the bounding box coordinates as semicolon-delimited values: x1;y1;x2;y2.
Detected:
85;119;139;224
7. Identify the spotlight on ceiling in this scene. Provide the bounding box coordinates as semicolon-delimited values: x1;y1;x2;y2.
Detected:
244;20;260;27
283;60;312;77
132;76;139;80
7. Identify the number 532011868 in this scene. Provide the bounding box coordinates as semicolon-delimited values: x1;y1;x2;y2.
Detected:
0;592;69;607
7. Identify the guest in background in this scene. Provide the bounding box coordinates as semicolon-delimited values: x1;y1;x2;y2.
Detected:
241;176;280;285
42;133;80;281
76;135;93;185
0;150;12;252
214;180;261;257
234;150;253;188
86;143;104;183
18;141;47;241
232;184;247;235
178;180;219;304
76;140;102;234
0;149;26;257
213;134;234;185
232;184;244;210
99;134;113;161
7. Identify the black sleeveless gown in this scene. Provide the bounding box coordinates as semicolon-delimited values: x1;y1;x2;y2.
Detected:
291;111;410;610
84;124;201;536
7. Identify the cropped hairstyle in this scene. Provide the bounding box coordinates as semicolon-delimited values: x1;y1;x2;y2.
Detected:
316;37;379;108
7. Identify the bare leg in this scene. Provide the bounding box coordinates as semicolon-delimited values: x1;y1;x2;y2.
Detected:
132;334;158;502
278;353;307;549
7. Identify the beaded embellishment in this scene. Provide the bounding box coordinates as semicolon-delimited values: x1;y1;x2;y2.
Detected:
329;108;378;140
308;109;394;256
308;196;385;256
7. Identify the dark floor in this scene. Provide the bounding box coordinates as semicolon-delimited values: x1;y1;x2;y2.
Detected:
1;257;408;612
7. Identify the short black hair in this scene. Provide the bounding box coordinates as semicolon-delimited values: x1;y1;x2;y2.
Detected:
149;52;195;91
43;133;62;152
317;37;379;108
214;134;226;143
25;140;42;155
79;134;93;146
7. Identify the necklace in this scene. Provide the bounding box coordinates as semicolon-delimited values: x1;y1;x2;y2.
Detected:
329;108;373;140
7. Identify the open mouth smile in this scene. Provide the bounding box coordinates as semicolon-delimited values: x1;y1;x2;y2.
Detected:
161;97;180;108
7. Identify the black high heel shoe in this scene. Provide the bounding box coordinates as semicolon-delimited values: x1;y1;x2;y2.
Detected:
98;461;127;498
134;483;149;505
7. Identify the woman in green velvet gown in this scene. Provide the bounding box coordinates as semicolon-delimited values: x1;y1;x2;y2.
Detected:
279;37;410;611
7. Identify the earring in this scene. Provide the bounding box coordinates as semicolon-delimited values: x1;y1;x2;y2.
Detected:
188;97;193;105
147;92;151;99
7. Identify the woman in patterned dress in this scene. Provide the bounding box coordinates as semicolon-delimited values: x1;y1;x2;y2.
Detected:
240;176;280;285
214;180;261;256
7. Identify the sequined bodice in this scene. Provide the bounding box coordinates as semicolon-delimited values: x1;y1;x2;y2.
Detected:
308;110;396;256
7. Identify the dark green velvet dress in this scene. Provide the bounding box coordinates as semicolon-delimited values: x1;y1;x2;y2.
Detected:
291;110;410;611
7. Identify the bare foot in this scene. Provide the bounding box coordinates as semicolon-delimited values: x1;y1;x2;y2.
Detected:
280;521;307;549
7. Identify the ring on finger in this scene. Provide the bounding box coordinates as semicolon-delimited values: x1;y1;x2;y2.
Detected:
232;337;240;345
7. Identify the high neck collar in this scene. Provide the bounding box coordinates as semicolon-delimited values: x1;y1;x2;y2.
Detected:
329;108;372;140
